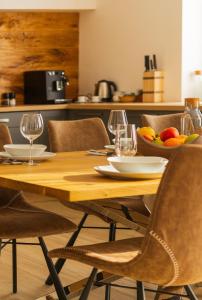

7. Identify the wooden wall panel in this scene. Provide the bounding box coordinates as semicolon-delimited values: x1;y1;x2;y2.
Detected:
0;12;79;104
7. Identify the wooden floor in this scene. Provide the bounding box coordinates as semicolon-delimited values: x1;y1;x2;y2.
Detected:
0;193;201;300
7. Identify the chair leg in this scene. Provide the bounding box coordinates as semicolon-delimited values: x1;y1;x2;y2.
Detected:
185;285;198;300
79;268;97;300
105;223;116;300
39;237;67;300
12;239;17;294
45;213;88;285
137;281;145;300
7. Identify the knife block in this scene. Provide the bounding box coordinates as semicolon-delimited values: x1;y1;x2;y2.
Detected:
143;70;164;103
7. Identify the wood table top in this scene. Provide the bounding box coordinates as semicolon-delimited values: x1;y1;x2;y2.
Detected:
0;151;160;202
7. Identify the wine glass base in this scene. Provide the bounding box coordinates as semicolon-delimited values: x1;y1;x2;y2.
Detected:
27;161;39;166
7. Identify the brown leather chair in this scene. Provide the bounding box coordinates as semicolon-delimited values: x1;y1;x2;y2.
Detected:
46;118;149;294
0;124;77;299
141;112;184;132
49;144;201;300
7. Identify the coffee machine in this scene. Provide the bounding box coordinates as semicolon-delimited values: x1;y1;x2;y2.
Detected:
24;70;69;104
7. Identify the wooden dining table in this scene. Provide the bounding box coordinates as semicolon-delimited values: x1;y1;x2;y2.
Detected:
0;151;160;202
0;151;161;300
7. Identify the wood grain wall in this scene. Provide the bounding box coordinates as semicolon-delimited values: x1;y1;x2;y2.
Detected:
0;12;79;104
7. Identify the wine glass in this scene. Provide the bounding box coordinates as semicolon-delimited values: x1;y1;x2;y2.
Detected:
20;113;44;165
108;110;128;142
115;124;137;156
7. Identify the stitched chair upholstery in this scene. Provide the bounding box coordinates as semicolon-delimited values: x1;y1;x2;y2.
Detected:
48;118;110;152
49;145;202;289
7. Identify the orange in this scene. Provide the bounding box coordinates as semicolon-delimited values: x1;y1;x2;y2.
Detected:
164;138;182;147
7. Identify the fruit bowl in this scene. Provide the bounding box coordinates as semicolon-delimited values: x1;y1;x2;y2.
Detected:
108;156;168;173
4;144;47;157
137;132;202;159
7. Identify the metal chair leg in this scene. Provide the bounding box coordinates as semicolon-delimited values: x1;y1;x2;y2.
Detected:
79;268;97;300
12;239;17;294
185;285;198;300
45;213;88;285
137;281;145;300
39;237;67;300
105;223;116;300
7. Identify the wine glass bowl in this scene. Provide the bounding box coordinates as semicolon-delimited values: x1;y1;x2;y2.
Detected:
20;113;44;165
108;110;128;136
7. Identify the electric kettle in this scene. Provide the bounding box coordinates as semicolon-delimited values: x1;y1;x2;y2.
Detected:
94;80;117;101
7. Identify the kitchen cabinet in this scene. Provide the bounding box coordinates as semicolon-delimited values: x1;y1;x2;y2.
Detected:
0;0;96;11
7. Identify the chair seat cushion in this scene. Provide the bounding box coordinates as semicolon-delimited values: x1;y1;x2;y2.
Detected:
0;196;77;239
49;237;143;266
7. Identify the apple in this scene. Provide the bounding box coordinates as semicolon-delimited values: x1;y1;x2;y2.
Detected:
160;127;179;141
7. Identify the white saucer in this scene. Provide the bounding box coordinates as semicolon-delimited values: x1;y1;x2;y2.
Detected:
104;145;115;150
0;151;56;161
94;165;164;180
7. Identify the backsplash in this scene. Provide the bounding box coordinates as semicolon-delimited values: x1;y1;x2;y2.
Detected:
0;12;79;104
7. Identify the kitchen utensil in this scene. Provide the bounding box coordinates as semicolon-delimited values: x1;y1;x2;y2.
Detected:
153;54;157;69
94;80;117;101
87;149;113;156
144;55;150;71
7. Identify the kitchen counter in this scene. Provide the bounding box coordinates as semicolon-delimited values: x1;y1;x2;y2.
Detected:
0;102;186;112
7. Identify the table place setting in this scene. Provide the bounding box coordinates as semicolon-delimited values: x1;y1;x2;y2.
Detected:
94;109;168;180
0;113;56;165
94;156;168;180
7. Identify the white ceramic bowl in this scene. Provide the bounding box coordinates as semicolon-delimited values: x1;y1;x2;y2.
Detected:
107;156;168;173
4;144;47;157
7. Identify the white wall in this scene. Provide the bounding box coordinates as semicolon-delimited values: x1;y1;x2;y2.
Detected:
79;0;182;101
181;0;202;99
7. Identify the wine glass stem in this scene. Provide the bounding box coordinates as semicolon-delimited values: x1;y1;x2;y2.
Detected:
29;140;34;166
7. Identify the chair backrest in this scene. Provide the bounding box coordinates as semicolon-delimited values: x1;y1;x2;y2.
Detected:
0;124;14;207
132;145;202;286
0;123;12;151
141;113;184;133
48;118;110;152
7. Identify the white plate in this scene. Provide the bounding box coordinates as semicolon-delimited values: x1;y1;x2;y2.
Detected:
94;165;164;180
104;145;115;150
0;151;56;161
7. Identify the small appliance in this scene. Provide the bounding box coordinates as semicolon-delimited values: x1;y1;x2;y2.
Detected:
94;80;117;101
24;70;69;104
